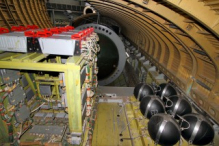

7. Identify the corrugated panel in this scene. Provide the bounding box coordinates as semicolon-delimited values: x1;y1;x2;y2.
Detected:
162;45;169;66
155;42;161;61
170;47;180;73
197;59;216;87
178;52;192;81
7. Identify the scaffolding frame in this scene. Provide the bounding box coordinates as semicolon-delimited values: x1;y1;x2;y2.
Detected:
0;52;84;133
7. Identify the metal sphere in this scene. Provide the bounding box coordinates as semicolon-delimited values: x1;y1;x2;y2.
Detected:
140;95;165;119
148;113;181;145
165;95;192;118
180;113;214;145
134;83;154;101
157;83;177;100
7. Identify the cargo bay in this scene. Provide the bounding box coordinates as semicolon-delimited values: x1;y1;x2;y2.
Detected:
0;0;219;146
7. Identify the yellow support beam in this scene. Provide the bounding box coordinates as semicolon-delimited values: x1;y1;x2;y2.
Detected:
64;64;82;132
24;73;36;94
0;52;83;133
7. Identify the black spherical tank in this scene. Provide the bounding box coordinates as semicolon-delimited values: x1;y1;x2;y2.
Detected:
134;83;144;99
157;83;177;100
134;83;154;101
165;95;192;118
148;113;181;145
180;113;214;145
140;95;165;119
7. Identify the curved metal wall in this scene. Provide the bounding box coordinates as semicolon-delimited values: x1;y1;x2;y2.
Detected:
86;0;219;123
0;0;53;29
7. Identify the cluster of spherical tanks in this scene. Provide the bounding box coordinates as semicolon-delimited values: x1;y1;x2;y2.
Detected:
133;83;215;146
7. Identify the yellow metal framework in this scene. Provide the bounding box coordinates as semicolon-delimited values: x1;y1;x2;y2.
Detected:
0;52;83;133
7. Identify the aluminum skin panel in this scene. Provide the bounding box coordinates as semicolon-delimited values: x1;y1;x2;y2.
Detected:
38;36;76;56
0;33;27;53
